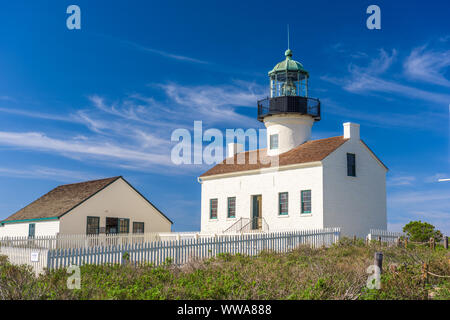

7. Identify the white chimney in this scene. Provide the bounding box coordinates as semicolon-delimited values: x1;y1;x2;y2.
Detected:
227;143;243;157
343;122;360;140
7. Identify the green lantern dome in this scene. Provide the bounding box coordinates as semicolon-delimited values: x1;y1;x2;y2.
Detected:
268;49;309;78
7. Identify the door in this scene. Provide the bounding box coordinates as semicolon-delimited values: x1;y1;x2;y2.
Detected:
251;195;262;230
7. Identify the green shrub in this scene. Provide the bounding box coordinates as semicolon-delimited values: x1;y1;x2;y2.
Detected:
0;244;448;300
403;220;443;242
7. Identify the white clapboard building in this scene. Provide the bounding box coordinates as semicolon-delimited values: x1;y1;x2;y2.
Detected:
198;49;387;237
0;176;172;237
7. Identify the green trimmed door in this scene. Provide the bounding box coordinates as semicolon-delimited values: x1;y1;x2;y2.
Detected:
251;195;262;230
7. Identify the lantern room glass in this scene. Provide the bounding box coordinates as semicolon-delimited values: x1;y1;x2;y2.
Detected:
270;72;308;98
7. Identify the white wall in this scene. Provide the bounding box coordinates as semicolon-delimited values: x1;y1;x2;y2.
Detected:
59;178;172;234
200;164;324;233
264;114;314;156
0;178;172;237
0;220;60;237
322;139;387;238
200;135;387;237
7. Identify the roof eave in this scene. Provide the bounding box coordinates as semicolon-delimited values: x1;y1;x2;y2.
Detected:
199;161;323;181
56;176;123;220
120;177;174;225
1;216;59;225
359;140;389;171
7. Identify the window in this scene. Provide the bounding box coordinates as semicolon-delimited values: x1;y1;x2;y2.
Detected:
86;216;100;235
210;198;218;219
28;223;35;238
106;217;129;234
119;218;130;234
278;192;288;215
133;222;145;234
106;217;118;234
347;153;356;177
227;197;236;218
270;134;279;150
301;190;312;214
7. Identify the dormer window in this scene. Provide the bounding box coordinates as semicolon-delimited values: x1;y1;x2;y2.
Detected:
270;134;279;150
347;153;356;177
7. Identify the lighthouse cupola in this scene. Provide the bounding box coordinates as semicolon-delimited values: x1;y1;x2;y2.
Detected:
258;49;321;156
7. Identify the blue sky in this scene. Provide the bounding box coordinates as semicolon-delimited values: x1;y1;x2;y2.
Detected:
0;0;449;233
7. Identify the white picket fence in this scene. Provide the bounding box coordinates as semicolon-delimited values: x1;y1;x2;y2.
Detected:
0;233;161;249
0;246;48;275
0;231;271;249
46;228;340;270
367;229;404;243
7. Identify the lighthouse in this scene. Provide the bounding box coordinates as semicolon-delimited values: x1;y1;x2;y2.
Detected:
199;46;387;238
257;49;321;156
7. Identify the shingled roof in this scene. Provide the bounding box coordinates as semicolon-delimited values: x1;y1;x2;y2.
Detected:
200;136;348;178
2;176;122;222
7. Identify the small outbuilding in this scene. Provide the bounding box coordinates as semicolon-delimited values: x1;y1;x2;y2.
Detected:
0;176;172;237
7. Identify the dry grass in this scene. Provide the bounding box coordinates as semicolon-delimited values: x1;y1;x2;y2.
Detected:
0;238;449;300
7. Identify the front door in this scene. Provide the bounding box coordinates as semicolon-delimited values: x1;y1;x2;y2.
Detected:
251;195;262;230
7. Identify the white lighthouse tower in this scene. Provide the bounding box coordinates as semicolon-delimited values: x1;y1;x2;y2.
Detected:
258;49;321;156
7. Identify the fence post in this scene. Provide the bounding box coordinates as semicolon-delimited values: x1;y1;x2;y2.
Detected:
374;252;383;274
46;250;52;271
422;262;428;290
396;237;400;247
430;237;435;250
444;236;448;250
377;236;382;246
404;238;408;249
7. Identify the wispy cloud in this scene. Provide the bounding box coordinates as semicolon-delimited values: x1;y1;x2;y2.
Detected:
96;33;210;65
0;80;265;174
322;98;446;131
387;175;416;186
88;81;262;127
87;94;182;128
358;49;397;75
95;33;263;77
160;82;262;109
158;82;263;125
0;107;76;122
390;189;450;204
124;40;210;64
322;46;450;106
329;43;368;59
0;131;172;169
424;173;450;183
388;188;450;235
403;45;450;87
0;166;98;183
0;96;17;102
